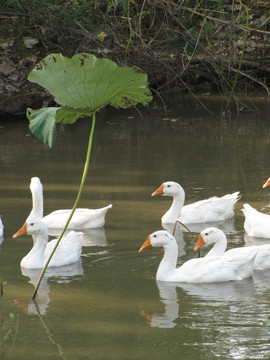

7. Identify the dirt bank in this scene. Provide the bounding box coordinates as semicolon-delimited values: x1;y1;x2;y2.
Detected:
1;1;269;115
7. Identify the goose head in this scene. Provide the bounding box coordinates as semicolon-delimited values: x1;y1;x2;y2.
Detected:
13;220;48;239
30;177;43;193
27;176;44;221
194;227;225;251
152;181;184;198
139;230;176;252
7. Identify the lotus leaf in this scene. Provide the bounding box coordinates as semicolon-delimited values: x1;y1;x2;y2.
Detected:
27;53;152;146
28;53;152;110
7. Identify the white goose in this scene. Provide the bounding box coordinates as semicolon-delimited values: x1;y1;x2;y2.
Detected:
139;230;256;282
13;220;83;269
152;181;240;225
242;204;270;238
195;227;270;270
27;177;112;230
241;177;270;239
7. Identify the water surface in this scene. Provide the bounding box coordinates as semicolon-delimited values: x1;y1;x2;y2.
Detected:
0;95;270;359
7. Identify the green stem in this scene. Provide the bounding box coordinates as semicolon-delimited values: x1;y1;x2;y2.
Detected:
33;299;66;359
172;220;200;257
32;113;96;299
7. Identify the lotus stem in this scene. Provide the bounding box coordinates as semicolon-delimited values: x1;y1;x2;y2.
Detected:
32;113;96;299
33;299;66;359
173;220;200;257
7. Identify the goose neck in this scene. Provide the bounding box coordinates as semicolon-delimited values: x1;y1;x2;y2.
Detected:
21;233;47;268
28;185;44;221
205;235;227;257
162;193;185;224
156;241;178;281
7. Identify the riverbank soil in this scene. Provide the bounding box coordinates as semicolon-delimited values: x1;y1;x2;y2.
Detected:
0;1;269;114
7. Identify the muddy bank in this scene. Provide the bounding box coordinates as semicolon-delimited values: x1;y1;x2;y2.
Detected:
0;55;53;115
1;1;270;115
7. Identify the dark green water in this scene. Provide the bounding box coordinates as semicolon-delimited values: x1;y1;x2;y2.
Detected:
0;95;270;359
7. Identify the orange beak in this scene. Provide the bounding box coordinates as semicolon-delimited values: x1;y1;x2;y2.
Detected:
139;235;152;253
141;310;152;326
194;233;206;251
12;222;27;238
151;183;164;196
263;177;270;189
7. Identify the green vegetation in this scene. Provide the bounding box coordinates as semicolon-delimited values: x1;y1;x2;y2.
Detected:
1;0;269;111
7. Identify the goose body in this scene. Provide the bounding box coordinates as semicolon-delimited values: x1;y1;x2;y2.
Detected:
152;181;240;225
241;177;270;239
242;204;270;239
13;220;83;269
139;230;256;282
42;206;112;230
27;177;112;230
196;227;270;270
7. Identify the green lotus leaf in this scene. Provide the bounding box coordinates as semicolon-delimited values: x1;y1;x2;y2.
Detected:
28;53;152;112
27;107;57;147
27;53;152;146
55;107;89;124
27;107;89;147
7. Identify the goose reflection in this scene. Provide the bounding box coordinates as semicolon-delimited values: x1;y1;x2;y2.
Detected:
244;234;270;246
178;278;255;301
163;218;235;235
141;281;179;328
47;227;108;247
252;270;270;290
142;279;255;329
0;216;4;244
82;228;108;247
15;261;84;315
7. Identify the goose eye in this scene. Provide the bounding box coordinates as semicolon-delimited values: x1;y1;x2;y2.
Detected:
205;233;208;236
30;223;34;226
153;235;157;238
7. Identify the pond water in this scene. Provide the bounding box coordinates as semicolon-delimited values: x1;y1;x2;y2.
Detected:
0;95;270;359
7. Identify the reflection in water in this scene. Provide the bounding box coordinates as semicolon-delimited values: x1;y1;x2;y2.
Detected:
183;218;235;234
142;279;255;329
182;277;270;359
163;218;235;235
48;227;108;247
16;261;84;315
82;228;108;247
141;272;270;360
244;234;270;246
253;270;270;289
178;278;255;301
142;274;270;358
0;216;4;244
141;281;179;328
